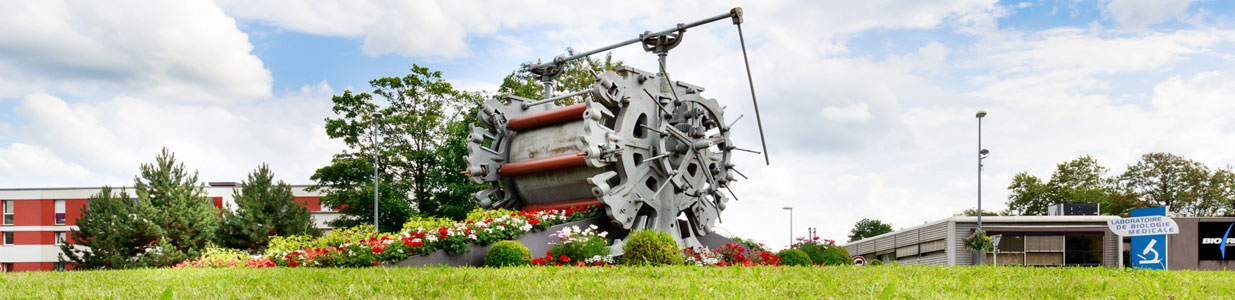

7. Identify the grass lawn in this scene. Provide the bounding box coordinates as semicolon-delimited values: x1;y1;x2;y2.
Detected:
2;265;1232;299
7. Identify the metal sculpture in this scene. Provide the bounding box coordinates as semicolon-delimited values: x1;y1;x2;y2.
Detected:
464;8;765;250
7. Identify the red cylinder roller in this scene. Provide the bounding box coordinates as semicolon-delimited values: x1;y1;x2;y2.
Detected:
498;152;587;176
521;198;602;212
506;103;587;131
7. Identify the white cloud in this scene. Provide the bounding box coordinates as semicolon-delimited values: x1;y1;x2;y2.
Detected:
1103;0;1200;29
0;143;95;187
0;0;271;103
2;83;343;187
821;102;874;122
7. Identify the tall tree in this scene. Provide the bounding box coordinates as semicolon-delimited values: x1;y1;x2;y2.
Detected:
133;148;220;266
217;164;316;252
1120;152;1221;216
1005;156;1119;215
848;218;894;242
311;65;465;231
60;186;161;269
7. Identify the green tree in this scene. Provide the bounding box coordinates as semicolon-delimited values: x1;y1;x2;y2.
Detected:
954;207;1005;216
1005;156;1118;215
133;148;220;266
847;218;893;242
1119;152;1224;216
498;48;622;101
418;103;484;220
217;164;316;252
311;65;469;231
60;186;161;269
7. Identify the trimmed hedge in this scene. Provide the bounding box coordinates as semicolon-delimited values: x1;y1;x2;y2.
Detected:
621;230;682;266
485;240;532;267
776;249;812;266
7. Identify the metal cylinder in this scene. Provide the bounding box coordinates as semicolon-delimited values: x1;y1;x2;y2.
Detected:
506;120;604;205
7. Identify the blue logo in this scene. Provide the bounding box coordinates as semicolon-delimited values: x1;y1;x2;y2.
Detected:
1223;223;1232;260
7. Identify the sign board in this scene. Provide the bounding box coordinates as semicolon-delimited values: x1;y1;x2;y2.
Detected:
1198;222;1235;260
853;256;866;266
1106;216;1179;236
1129;207;1170;270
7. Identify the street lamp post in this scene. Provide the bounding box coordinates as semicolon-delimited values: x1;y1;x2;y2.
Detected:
975;110;988;265
783;206;793;247
372;112;383;232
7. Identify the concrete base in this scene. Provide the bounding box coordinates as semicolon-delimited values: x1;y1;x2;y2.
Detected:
385;216;737;267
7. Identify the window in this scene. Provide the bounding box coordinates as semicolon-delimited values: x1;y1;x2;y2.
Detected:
54;263;65;271
1065;234;1104;266
2;200;12;225
2;263;12;272
55;231;66;245
2;231;12;245
54;199;66;225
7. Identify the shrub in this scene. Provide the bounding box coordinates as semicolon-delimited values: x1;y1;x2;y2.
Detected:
485;240;532;267
869;259;883;266
730;237;768;252
402;215;457;233
777;249;812;266
794;237;851;266
621;230;682;266
173;246;252;268
465;207;518;223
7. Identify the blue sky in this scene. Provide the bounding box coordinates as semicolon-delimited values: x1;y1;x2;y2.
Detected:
3;0;1235;247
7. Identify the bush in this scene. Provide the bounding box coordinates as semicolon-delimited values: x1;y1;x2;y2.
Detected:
465;207;518;223
485;240;531;267
869;259;883;266
402;215;456;232
621;230;682;266
794;238;852;266
777;249;812;266
730;237;768;252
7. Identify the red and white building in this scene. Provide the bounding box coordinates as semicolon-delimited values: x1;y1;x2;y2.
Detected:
0;183;339;272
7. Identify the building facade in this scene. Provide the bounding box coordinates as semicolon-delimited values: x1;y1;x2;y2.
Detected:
844;216;1124;267
0;183;340;272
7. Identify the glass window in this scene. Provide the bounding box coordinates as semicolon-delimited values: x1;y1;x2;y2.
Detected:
2;200;12;225
55;232;66;245
996;235;1024;252
2;232;12;245
54;263;65;271
54;200;66;225
1065;234;1104;266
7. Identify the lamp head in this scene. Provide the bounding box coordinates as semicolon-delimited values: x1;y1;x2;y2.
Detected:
976;110;987;118
372;112;383;119
980;149;990;155
782;206;793;210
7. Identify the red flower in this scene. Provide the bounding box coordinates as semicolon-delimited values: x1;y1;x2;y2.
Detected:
532;258;545;265
576;261;585;266
546;250;553;257
372;247;384;254
464;228;473;234
372;261;380;266
411;241;423;247
466;220;474;224
528;219;541;225
403;240;413;246
288;261;299;267
485;218;494;223
560;255;571;262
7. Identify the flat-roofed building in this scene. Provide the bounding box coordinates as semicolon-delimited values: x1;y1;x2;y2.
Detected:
0;184;339;272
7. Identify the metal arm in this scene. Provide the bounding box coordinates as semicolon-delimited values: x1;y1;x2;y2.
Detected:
525;8;743;73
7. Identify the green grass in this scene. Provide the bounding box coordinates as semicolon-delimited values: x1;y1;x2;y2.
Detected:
2;265;1233;299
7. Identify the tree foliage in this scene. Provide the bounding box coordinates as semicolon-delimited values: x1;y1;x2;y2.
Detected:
1006;153;1235;217
217;164;316;252
133;148;220;266
311;65;478;231
498;48;622;102
847;218;893;242
63;149;220;268
954;207;1006;216
61;186;161;269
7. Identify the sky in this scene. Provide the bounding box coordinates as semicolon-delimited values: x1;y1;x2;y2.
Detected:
3;0;1235;249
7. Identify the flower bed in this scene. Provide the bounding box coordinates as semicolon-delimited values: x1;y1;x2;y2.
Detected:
176;205;601;268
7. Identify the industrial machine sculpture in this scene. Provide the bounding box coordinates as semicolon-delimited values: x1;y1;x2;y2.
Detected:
464;8;766;250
